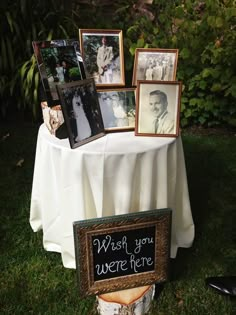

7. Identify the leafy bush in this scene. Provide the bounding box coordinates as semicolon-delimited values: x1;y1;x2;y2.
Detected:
1;0;236;127
175;0;236;127
115;0;236;127
0;0;80;119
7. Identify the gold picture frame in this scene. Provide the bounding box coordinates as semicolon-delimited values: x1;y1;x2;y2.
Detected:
97;88;136;131
135;81;182;137
73;208;172;296
132;48;178;86
79;29;125;87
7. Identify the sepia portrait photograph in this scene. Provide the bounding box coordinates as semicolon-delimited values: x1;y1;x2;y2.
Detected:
79;29;125;86
56;79;105;148
135;81;182;137
97;88;136;131
132;48;178;86
32;39;86;107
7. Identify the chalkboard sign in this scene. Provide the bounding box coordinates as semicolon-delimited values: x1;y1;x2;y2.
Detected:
73;208;171;296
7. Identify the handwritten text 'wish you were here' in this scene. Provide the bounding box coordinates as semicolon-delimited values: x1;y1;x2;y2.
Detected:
92;226;156;281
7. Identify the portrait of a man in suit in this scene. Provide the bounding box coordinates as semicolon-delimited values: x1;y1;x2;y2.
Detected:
136;82;181;137
149;90;174;134
79;29;125;86
97;36;114;84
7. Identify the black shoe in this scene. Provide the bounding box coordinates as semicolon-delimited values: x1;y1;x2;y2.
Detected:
205;276;236;296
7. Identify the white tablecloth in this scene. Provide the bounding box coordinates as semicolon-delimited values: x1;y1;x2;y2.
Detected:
30;124;194;268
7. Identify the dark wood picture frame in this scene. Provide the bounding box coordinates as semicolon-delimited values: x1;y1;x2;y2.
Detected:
56;78;105;148
73;208;172;296
132;48;178;86
97;88;136;131
32;39;86;107
79;29;125;87
135;81;182;137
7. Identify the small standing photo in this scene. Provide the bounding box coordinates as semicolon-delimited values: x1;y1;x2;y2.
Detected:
135;81;182;137
79;29;125;86
56;79;105;148
32;39;86;106
97;88;136;131
132;48;178;86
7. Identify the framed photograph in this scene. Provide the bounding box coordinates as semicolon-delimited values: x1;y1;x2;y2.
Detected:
79;29;125;86
132;48;178;86
56;78;105;148
97;88;136;131
135;81;182;137
40;102;64;136
32;39;86;107
73;208;172;296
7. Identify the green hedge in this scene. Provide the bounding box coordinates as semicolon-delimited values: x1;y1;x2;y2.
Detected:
1;0;236;127
117;0;236;127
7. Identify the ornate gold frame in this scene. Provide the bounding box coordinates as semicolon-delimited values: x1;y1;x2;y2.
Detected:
79;29;125;87
73;208;171;296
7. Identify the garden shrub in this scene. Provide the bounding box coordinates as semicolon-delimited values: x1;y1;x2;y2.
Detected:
0;0;235;127
115;0;236;127
0;0;80;119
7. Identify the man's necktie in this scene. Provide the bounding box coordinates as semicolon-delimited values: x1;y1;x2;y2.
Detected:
155;119;159;133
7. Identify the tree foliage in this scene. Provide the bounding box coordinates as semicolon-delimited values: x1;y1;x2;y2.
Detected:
0;0;80;119
113;0;236;127
0;0;236;127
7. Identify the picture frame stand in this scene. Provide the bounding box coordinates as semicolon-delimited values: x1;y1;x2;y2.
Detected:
96;284;155;315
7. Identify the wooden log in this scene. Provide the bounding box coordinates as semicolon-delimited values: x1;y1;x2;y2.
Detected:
96;285;155;315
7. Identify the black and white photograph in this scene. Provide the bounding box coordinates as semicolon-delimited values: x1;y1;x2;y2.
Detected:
135;81;181;137
132;48;178;86
56;79;105;148
32;39;86;107
79;29;125;86
97;88;136;131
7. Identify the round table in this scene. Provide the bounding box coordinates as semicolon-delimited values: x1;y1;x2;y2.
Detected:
30;124;194;268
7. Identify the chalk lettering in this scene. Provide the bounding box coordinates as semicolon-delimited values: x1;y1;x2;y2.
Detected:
93;235;132;255
134;237;154;254
95;260;128;275
93;235;111;254
129;255;154;273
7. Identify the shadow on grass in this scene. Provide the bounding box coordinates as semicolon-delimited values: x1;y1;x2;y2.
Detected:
170;134;236;282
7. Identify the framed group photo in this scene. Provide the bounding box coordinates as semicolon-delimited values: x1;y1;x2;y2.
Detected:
32;39;86;107
132;48;178;86
56;78;105;148
79;29;125;87
135;81;182;137
97;88;136;131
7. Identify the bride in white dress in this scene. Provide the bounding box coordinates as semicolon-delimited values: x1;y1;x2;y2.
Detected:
55;63;64;82
72;91;91;141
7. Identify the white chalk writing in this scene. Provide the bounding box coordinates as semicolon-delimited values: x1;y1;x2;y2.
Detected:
93;235;132;255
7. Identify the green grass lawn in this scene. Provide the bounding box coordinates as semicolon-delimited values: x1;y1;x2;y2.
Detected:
0;122;235;314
